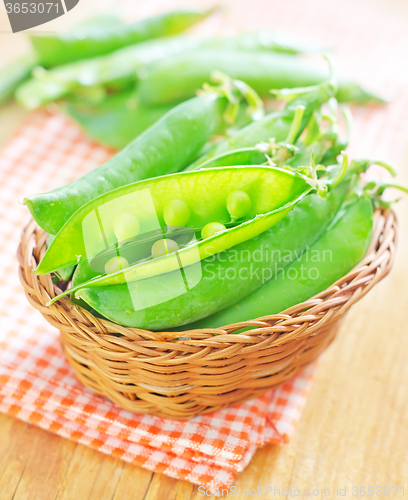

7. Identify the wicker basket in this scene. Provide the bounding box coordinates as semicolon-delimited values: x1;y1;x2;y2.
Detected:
18;209;397;420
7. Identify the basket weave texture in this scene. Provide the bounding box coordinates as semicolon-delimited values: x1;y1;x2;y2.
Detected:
18;209;397;420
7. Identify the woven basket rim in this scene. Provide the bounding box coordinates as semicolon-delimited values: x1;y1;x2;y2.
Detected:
18;209;397;343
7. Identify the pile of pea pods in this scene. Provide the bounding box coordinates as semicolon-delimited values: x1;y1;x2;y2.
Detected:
2;7;383;149
14;8;406;331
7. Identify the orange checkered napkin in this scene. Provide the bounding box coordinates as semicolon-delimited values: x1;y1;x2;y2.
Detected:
0;111;315;489
1;0;408;489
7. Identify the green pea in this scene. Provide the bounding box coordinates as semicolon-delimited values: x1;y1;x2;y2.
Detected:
104;256;129;274
113;213;140;242
163;199;190;227
201;222;226;240
226;190;252;219
151;239;180;259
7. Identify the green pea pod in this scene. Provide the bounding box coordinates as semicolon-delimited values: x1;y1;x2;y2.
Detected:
137;50;384;106
24;93;228;235
29;8;215;67
2;15;120;106
73;14;123;30
186;108;308;171
188;83;345;172
16;36;197;110
189;102;339;172
37;166;311;281
193;136;339;173
63;92;173;150
203;30;322;54
188;194;373;329
16;31;322;110
72;181;348;329
0;54;37;105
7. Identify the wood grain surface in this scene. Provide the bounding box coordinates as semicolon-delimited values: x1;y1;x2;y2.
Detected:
0;0;408;499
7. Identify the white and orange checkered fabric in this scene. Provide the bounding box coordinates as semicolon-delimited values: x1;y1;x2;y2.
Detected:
0;0;408;489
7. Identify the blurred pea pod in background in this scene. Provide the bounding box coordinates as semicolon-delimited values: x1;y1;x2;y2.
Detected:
29;8;217;66
0;8;213;108
0;14;123;106
136;49;384;106
15;31;324;110
1;6;386;152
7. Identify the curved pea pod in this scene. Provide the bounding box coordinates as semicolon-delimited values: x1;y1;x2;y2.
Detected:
189;194;373;329
137;50;384;106
73;181;348;329
63;92;173;149
16;31;322;110
16;36;199;110
24;93;228;235
29;8;215;67
38;166;312;294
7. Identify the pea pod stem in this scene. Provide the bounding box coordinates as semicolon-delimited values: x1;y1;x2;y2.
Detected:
227;76;265;121
328;152;348;188
297;150;329;198
375;182;408;194
200;71;264;124
348;159;397;177
340;106;353;147
364;180;408;209
285;104;305;144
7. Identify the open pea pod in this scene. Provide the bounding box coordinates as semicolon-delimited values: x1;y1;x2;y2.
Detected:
37;167;311;298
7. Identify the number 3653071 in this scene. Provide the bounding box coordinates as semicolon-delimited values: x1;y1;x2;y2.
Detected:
5;3;58;14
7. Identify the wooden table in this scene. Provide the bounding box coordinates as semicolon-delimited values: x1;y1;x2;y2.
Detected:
1;3;408;500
